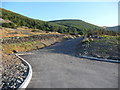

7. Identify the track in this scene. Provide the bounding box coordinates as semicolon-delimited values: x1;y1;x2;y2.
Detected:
20;37;118;88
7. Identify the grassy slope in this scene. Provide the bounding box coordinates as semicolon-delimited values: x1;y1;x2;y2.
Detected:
1;27;61;38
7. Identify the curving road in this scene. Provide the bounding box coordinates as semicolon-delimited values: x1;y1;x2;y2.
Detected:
20;37;118;88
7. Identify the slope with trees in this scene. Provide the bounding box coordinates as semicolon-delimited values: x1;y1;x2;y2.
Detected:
50;19;119;36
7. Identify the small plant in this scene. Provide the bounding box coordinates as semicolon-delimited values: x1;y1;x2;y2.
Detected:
8;32;19;34
89;38;93;41
31;29;39;32
82;38;90;44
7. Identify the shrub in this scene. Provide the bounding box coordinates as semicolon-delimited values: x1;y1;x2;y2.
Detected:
31;29;39;32
2;23;17;28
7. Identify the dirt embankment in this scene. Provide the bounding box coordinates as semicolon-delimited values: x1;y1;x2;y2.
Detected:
77;36;120;60
2;34;73;54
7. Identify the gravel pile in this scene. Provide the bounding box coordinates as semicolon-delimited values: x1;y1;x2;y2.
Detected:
0;54;28;89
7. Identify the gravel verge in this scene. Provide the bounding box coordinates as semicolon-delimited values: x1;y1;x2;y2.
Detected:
0;54;28;89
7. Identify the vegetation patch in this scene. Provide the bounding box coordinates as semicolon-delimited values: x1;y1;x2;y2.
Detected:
2;40;50;54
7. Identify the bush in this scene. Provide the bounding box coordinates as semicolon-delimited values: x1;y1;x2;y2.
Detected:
2;23;17;28
31;29;39;32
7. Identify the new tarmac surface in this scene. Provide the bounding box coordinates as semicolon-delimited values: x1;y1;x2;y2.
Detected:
20;37;118;88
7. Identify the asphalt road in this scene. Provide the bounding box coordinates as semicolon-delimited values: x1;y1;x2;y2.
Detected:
20;37;118;88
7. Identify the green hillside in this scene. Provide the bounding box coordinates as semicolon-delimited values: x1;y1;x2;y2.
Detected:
1;8;119;36
49;19;118;35
50;19;102;32
1;8;67;33
50;19;109;34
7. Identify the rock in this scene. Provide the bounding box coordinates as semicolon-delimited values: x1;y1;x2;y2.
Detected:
92;53;101;58
84;51;88;55
16;79;22;84
18;77;24;82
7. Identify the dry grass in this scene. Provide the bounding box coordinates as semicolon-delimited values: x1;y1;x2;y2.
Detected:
2;40;45;54
1;27;61;38
1;27;73;54
2;37;64;54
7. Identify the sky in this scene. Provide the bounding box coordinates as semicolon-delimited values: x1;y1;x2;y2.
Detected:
1;2;118;27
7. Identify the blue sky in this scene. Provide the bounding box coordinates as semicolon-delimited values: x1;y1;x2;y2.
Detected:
2;2;118;26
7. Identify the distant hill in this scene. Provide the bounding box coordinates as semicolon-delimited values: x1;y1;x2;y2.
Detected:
1;8;119;36
106;26;120;32
49;19;102;31
49;19;118;34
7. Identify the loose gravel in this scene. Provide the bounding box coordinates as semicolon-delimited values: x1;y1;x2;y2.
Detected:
0;54;28;89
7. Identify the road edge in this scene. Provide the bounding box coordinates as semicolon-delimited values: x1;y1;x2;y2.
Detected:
15;54;32;88
79;55;120;63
